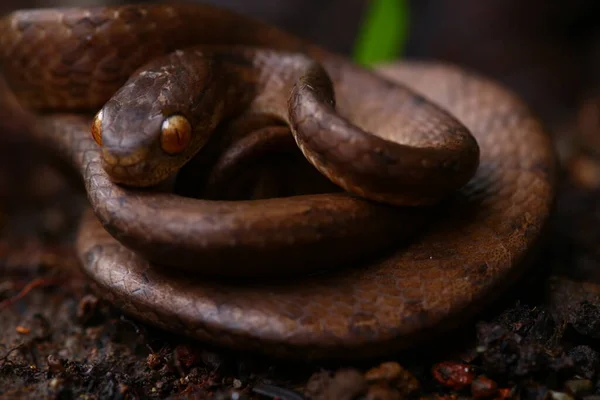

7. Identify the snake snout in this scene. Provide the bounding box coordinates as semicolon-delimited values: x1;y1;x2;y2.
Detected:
100;146;156;187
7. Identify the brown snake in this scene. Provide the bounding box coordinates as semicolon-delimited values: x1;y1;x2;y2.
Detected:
0;3;557;359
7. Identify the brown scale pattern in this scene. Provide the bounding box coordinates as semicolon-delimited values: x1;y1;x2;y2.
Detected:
0;4;557;359
70;60;555;359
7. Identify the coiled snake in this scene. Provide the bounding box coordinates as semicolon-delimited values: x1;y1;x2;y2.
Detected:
0;3;556;359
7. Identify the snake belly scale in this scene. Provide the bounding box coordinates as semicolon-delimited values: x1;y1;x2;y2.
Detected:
0;3;556;359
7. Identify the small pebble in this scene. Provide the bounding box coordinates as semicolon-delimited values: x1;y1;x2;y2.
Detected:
432;362;474;390
564;379;594;397
83;364;94;375
15;326;30;334
48;377;63;390
233;379;242;389
47;354;64;373
64;336;80;354
324;369;368;400
305;371;333;399
365;383;400;400
365;361;420;394
58;348;69;358
365;362;404;382
549;391;575;400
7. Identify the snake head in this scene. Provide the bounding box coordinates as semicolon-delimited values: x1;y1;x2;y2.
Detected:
90;50;226;187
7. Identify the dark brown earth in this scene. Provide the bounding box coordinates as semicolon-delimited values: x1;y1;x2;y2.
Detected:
2;0;600;399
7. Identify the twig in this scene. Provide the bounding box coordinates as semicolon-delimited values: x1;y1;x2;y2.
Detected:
0;277;60;309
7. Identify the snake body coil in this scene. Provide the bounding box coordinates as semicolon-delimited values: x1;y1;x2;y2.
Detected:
0;3;556;359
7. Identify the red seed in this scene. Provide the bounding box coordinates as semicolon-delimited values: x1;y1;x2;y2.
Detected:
432;362;474;390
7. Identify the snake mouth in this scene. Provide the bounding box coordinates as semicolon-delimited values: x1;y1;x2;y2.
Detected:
100;147;159;187
101;146;149;167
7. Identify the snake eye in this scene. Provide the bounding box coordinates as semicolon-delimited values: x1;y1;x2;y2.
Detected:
160;114;192;155
91;110;103;146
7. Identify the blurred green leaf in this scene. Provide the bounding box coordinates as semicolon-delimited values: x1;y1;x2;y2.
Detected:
353;0;408;66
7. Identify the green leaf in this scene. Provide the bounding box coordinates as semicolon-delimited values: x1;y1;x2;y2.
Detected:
353;0;409;66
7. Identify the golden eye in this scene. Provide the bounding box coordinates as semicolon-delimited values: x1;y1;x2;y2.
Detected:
160;114;192;155
91;110;103;146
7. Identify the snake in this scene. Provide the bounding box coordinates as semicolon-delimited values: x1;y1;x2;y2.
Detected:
0;3;556;359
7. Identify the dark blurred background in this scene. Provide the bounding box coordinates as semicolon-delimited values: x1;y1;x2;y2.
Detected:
1;0;598;132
